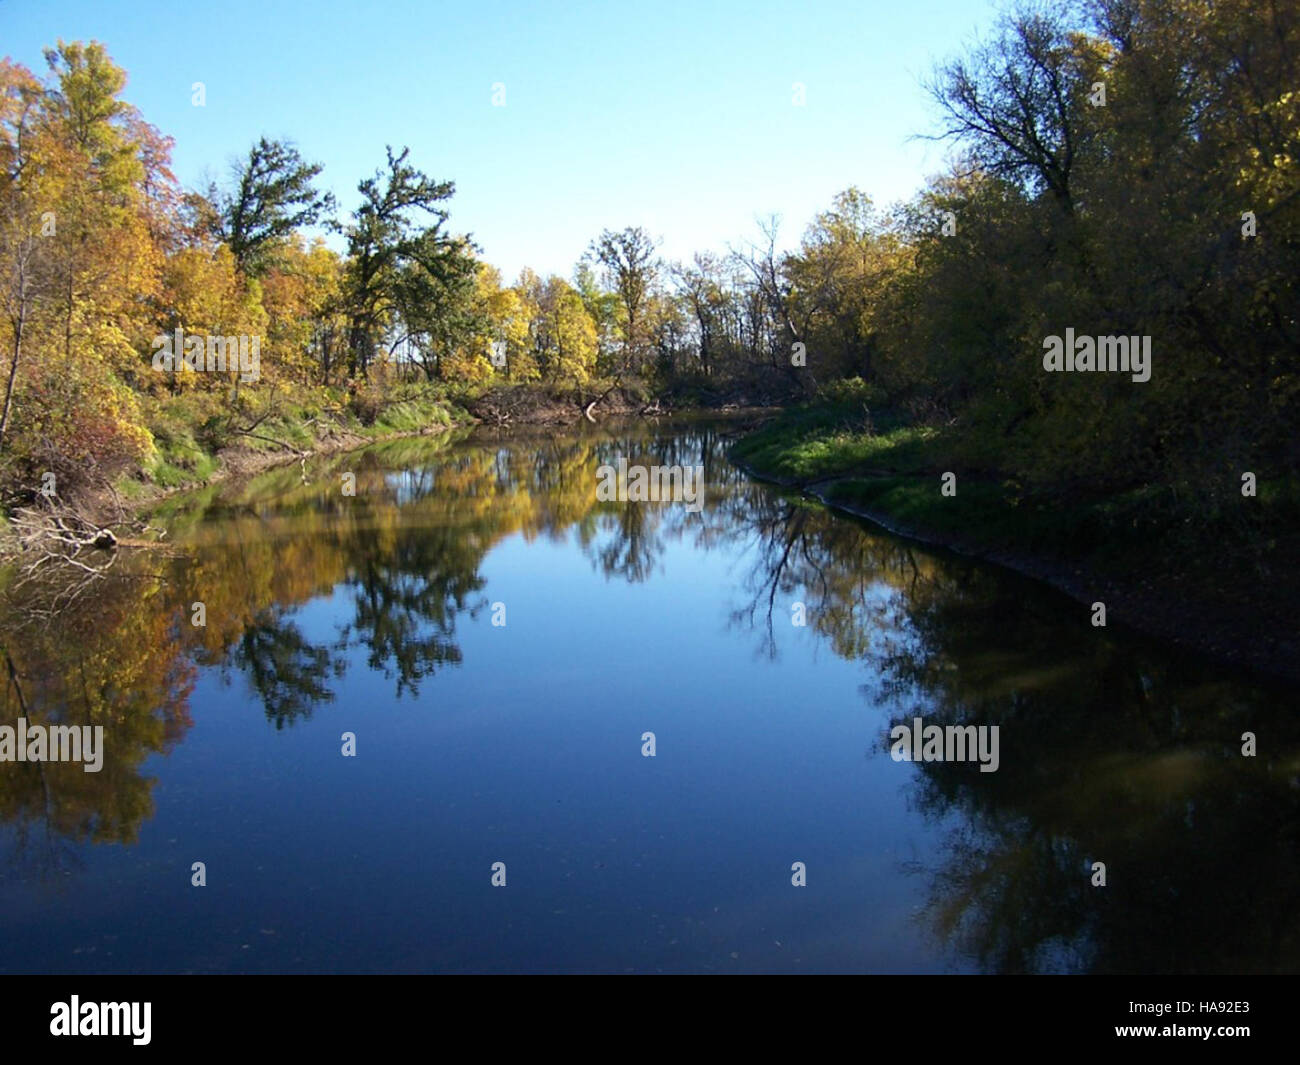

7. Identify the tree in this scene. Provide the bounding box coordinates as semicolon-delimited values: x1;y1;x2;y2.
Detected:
39;41;162;374
785;188;906;382
536;276;598;383
216;137;335;276
342;146;475;380
731;215;808;387
259;236;345;386
0;59;46;445
925;5;1104;215
586;226;659;375
671;253;732;380
0;44;165;488
572;260;620;372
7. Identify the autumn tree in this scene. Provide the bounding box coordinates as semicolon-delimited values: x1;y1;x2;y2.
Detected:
535;276;598;384
0;59;48;445
0;44;160;494
586;226;659;375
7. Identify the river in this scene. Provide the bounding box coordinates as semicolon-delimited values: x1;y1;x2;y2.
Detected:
0;419;1295;973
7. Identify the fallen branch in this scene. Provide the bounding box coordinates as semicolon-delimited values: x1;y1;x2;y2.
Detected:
234;429;311;457
582;381;622;423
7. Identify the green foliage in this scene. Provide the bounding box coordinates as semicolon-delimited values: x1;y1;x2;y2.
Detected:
214;137;336;275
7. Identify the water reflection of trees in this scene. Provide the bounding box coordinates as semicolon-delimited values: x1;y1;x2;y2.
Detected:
0;423;744;852
227;610;342;728
734;497;1300;973
0;570;194;876
3;419;1296;974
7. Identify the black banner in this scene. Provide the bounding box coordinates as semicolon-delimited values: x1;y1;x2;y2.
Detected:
0;975;1290;1052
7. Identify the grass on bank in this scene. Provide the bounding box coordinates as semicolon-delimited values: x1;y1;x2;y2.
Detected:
726;381;1275;569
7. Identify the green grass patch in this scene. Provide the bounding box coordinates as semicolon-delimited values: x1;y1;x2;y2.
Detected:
731;392;1213;567
732;415;937;482
369;396;456;434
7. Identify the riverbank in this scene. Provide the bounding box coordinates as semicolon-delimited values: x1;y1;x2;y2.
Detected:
0;380;730;556
729;408;1300;684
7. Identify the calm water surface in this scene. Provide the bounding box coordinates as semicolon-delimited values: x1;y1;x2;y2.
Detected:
1;420;1296;973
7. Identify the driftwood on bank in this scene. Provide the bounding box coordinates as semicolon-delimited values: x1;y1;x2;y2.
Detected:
6;490;164;580
582;381;624;423
2;492;174;622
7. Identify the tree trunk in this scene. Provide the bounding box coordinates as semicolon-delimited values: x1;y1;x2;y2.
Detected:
1;245;29;447
0;308;23;446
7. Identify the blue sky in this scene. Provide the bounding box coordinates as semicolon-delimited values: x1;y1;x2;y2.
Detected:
2;0;1002;278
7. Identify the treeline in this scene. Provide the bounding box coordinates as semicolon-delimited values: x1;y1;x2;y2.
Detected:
3;0;1298;510
0;43;478;499
0;40;807;503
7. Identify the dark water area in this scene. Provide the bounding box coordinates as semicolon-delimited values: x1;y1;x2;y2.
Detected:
0;420;1296;973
